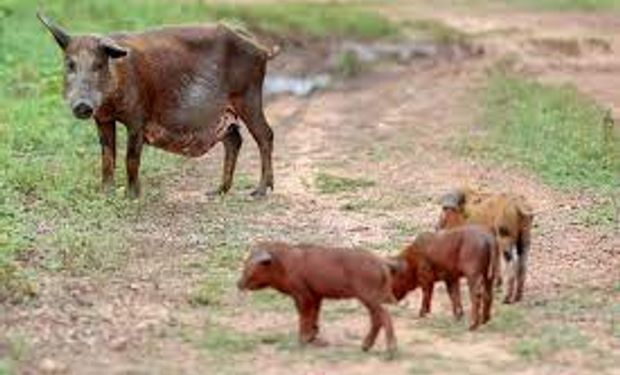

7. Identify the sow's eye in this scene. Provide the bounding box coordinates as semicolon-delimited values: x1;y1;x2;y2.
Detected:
66;59;76;73
93;61;105;71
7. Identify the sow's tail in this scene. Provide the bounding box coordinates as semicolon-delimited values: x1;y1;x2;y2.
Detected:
267;44;281;60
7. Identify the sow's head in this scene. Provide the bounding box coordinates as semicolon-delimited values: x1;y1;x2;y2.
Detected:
38;12;128;120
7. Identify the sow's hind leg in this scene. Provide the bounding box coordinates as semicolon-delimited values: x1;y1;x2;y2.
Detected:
231;84;274;197
209;109;243;195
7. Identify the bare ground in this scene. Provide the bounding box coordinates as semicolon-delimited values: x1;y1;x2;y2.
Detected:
2;4;620;375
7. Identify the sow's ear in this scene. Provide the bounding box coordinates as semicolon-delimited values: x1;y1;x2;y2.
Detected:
37;11;71;50
100;37;128;59
250;248;272;266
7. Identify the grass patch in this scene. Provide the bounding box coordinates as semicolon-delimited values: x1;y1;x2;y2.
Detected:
335;50;364;78
424;314;468;338
0;335;27;375
502;0;620;11
249;289;291;312
404;19;471;44
315;172;375;194
203;2;400;40
470;68;620;191
512;324;589;360
189;277;230;307
390;220;421;241
577;195;619;229
486;304;528;332
199;323;259;354
611;303;620;338
0;263;35;304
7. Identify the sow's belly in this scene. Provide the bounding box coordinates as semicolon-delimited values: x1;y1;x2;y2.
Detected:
143;110;237;157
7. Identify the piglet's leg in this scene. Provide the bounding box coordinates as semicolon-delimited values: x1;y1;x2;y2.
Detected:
419;282;434;317
503;258;518;304
515;242;529;302
467;276;483;330
295;297;322;345
361;302;383;352
307;299;325;345
379;306;397;359
445;279;464;320
482;276;494;324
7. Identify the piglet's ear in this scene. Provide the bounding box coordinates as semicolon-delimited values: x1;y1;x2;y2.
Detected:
440;189;465;210
100;37;128;59
250;248;272;265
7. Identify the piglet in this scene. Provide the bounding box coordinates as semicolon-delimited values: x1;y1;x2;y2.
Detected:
237;241;397;357
389;225;497;330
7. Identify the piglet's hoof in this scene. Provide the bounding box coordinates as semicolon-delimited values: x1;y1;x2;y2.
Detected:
385;348;398;361
206;186;229;197
309;337;329;347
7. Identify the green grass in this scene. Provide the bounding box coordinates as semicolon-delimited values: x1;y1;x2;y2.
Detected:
502;0;620;11
403;19;471;45
512;324;590;360
0;335;26;375
203;2;401;40
0;0;398;301
471;69;620;191
315;172;376;194
199;323;259;354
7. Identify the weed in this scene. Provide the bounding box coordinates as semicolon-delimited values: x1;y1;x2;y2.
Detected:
249;290;291;312
336;50;363;78
512;324;589;360
200;323;259;354
0;263;35;304
189;277;229;307
425;314;468;338
486;305;528;332
315;172;375;194
404;19;471;44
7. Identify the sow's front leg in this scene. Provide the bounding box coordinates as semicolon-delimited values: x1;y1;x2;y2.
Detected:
125;128;144;199
96;120;116;194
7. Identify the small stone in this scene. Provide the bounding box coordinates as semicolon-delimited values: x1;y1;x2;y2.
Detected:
39;358;67;373
110;337;128;351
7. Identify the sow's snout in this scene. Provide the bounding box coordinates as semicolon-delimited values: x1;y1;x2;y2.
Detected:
71;100;94;120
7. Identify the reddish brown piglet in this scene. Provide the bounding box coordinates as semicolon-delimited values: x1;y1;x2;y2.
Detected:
389;225;497;330
237;241;398;357
437;187;534;304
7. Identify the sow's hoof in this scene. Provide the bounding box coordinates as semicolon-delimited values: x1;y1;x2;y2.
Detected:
250;186;269;198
